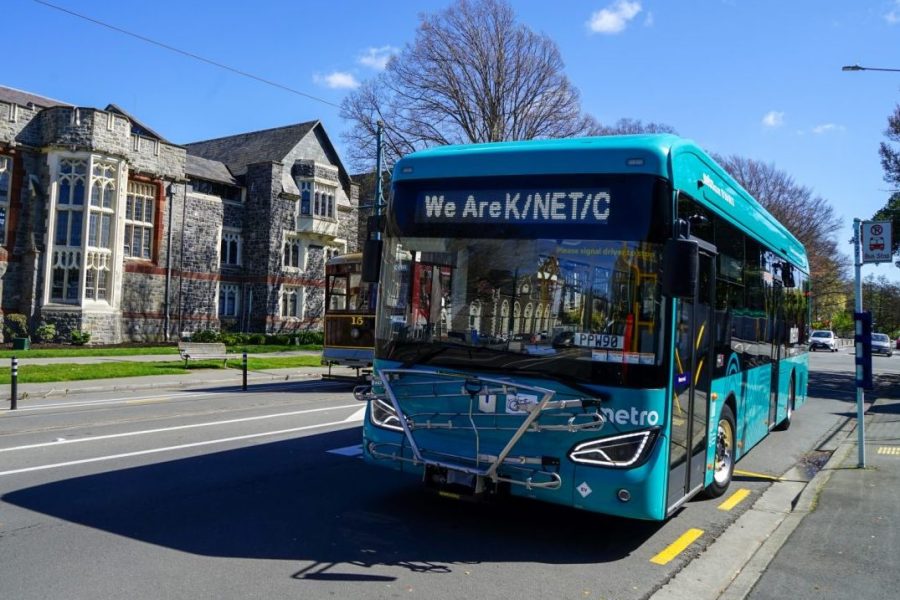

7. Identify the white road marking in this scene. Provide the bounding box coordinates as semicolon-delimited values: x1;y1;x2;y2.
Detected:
0;419;356;477
327;444;364;457
343;406;367;423
0;404;360;454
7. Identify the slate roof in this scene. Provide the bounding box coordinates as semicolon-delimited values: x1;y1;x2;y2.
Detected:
184;121;318;176
185;155;238;186
0;85;71;109
105;103;170;143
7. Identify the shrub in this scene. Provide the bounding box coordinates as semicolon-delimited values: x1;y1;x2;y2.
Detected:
192;328;220;343
3;313;29;340
34;321;58;343
293;330;324;345
265;334;291;345
220;332;249;346
70;330;92;345
248;333;266;345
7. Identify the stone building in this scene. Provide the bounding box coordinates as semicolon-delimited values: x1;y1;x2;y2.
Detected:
0;85;358;344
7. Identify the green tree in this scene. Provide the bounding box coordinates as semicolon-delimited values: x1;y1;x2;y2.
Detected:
875;102;900;255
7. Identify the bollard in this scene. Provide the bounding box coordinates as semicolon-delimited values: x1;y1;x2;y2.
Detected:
11;356;18;410
242;352;248;391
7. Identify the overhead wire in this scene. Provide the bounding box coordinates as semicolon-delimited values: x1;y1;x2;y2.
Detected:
30;0;342;109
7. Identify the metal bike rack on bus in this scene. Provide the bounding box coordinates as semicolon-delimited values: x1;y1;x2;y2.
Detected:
358;369;606;491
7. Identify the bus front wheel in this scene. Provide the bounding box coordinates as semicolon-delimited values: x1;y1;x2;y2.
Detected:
775;375;796;431
703;404;736;499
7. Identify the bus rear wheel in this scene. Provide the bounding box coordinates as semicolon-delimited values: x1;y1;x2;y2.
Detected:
703;404;736;499
775;375;796;431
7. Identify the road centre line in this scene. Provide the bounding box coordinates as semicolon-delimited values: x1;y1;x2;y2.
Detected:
649;528;704;565
0;403;360;454
0;418;360;477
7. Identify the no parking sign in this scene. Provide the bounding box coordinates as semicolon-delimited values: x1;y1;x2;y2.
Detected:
860;221;893;263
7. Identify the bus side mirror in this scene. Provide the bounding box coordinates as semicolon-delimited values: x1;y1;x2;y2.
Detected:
362;238;382;283
662;239;699;298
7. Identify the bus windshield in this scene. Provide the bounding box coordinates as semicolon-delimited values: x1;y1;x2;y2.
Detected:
376;236;665;388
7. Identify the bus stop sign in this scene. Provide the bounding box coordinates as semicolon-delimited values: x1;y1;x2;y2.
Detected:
860;221;893;263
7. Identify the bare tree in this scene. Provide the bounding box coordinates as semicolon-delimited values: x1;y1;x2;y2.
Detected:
341;0;598;170
595;118;676;136
715;155;850;319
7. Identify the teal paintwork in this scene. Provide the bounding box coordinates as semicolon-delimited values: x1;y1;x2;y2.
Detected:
393;134;808;272
367;134;810;520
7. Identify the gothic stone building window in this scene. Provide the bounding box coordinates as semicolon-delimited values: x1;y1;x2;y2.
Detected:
219;283;240;317
52;158;87;302
220;230;242;266
0;155;11;245
281;285;304;318
124;181;155;259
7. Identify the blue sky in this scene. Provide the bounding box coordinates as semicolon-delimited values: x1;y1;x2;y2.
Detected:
6;0;900;282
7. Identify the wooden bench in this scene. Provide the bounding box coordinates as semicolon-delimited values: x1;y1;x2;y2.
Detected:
178;342;230;368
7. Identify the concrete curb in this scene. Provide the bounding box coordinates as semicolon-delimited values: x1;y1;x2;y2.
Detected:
650;418;858;600
3;367;342;402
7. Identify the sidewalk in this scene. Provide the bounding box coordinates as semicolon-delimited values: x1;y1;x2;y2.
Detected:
1;351;362;402
652;371;900;600
737;390;900;600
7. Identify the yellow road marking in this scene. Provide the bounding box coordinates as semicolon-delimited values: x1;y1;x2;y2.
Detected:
877;446;900;455
718;488;750;511
733;469;783;481
650;528;704;565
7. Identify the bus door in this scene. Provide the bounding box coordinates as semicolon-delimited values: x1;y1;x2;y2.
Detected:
667;246;716;512
768;280;784;428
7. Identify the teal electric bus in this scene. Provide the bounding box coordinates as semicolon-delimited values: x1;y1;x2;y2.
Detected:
358;135;809;521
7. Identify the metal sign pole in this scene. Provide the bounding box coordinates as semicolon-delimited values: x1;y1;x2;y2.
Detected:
853;218;866;468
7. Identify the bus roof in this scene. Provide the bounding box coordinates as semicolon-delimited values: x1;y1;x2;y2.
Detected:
392;135;808;271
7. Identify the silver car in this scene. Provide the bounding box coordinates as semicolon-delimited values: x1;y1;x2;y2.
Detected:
809;330;838;352
872;333;893;357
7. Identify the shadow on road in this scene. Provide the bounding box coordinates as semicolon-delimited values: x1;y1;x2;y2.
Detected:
2;427;661;581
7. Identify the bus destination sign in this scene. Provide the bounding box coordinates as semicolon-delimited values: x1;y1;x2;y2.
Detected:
415;189;611;225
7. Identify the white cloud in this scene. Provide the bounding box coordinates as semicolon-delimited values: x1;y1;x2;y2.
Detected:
314;72;360;90
358;46;398;71
762;111;785;128
886;1;900;24
587;1;642;34
812;123;845;134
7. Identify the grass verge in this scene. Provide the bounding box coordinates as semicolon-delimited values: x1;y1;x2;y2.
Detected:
0;344;321;360
0;355;323;384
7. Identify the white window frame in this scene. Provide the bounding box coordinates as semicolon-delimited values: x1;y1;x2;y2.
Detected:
0;155;11;246
283;234;303;269
220;229;242;267
280;285;304;319
218;283;240;317
124;180;155;260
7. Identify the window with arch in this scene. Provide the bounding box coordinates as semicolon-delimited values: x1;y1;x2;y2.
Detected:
0;155;11;245
220;230;242;266
52;158;87;302
283;235;302;268
468;300;482;332
219;283;240;317
281;285;304;318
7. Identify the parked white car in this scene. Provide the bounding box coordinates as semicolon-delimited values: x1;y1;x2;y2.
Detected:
809;330;838;352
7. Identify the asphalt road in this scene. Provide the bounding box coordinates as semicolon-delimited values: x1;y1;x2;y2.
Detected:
0;352;893;600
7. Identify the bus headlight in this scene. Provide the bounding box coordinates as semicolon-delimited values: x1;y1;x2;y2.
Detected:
370;397;404;432
568;429;658;468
